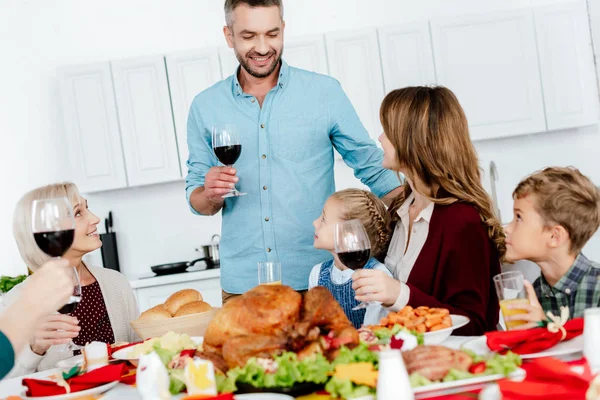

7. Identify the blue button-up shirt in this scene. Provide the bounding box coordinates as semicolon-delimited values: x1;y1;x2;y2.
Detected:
186;61;400;293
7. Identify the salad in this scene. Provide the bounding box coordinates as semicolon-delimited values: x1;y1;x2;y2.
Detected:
217;343;380;399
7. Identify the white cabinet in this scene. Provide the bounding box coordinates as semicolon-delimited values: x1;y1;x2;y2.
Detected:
58;63;128;193
378;22;436;92
166;49;223;174
431;10;546;141
534;2;599;131
219;47;239;78
286;35;328;74
134;277;222;313
325;29;385;141
111;56;181;186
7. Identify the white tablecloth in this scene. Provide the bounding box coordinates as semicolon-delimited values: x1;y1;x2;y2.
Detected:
0;336;478;399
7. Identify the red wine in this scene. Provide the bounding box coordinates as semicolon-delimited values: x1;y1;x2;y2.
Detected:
58;296;81;315
338;249;370;270
214;144;241;166
34;230;75;257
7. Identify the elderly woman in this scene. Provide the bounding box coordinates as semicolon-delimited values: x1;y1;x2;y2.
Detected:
1;182;139;376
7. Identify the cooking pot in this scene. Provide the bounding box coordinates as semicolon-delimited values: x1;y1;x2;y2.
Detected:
196;234;220;268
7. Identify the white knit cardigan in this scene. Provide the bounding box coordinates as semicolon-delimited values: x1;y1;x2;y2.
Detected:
0;266;139;378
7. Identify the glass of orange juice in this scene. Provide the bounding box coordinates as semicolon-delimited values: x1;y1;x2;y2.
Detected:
493;271;529;330
258;261;282;286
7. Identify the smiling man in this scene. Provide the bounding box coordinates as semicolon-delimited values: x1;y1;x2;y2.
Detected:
185;0;401;303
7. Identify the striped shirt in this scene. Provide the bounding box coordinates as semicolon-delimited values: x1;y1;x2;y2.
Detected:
534;253;600;319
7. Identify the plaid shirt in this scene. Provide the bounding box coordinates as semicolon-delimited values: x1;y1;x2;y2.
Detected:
534;253;600;319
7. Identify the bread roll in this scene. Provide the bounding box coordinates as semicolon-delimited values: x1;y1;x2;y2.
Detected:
164;289;203;315
138;304;172;321
174;301;212;317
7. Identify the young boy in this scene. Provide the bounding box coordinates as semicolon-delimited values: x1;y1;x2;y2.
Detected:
503;167;600;329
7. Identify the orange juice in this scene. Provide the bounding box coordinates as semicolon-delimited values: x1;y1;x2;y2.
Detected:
500;298;529;330
261;280;282;286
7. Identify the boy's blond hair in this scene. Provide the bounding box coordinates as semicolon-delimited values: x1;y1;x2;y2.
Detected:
331;189;392;261
513;167;600;254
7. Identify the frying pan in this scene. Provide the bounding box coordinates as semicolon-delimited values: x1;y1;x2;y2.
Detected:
150;257;209;276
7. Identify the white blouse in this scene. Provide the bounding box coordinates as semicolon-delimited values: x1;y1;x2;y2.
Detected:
384;193;435;311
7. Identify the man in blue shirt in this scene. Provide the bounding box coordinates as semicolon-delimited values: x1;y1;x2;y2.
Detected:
186;0;401;302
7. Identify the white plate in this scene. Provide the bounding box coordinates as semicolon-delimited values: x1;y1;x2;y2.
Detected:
56;355;84;369
235;394;295;400
422;315;470;345
21;380;118;399
461;334;584;359
111;336;203;362
413;368;525;399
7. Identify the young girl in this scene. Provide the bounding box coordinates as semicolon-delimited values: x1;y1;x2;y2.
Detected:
352;86;505;335
309;189;393;329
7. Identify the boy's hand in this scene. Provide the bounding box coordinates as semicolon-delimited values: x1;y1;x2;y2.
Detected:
505;280;547;330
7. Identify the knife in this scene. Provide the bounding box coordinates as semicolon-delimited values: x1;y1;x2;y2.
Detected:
108;212;113;233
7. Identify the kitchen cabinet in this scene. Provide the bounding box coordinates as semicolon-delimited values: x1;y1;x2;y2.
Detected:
58;63;128;193
534;2;599;131
132;271;222;312
431;9;546;141
166;49;223;174
285;35;328;74
325;29;385;142
378;21;436;92
111;56;182;186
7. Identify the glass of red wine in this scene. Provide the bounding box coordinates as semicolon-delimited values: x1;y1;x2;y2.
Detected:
334;219;372;311
212;125;246;198
32;197;82;352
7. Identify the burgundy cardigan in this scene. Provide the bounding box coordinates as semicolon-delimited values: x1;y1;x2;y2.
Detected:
403;201;501;335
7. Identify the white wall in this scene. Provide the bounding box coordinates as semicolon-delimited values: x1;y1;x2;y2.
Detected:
0;0;598;278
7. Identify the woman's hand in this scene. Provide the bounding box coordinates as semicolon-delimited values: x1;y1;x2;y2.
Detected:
352;269;401;307
504;280;546;330
30;314;80;355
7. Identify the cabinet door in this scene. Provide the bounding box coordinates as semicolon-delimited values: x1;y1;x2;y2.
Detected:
378;21;436;92
166;49;222;174
535;2;599;131
219;47;239;78
285;35;328;74
325;29;386;141
136;278;223;312
431;9;546;140
58;63;128;193
111;56;181;186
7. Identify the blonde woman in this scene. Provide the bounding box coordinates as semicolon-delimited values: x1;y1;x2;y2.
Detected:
309;189;393;328
352;87;505;335
1;183;139;376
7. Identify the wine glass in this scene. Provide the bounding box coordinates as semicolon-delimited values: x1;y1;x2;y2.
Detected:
32;198;82;352
212;125;246;198
334;219;371;310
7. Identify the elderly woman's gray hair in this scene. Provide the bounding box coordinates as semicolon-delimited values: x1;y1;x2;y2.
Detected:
13;183;80;271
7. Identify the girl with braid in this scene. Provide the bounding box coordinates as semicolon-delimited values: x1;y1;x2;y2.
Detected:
352;86;505;335
309;189;393;328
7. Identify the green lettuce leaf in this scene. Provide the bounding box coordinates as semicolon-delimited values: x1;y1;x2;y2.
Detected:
409;373;432;387
325;377;374;399
332;343;379;367
168;369;186;394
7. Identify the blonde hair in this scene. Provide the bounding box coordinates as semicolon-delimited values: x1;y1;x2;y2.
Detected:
331;189;392;261
513;167;600;254
380;86;506;261
13;183;80;271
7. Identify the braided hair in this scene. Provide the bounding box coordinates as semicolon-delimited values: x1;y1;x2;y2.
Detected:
331;189;393;262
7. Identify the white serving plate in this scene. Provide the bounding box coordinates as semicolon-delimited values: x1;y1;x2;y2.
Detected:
56;355;84;369
422;315;470;345
111;336;204;365
413;368;525;399
462;334;584;360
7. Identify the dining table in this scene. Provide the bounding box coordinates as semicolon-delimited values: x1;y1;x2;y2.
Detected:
0;335;585;399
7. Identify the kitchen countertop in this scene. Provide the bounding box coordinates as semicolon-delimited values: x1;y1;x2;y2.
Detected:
129;268;220;289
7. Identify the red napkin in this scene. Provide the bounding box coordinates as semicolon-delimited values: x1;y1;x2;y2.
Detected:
23;363;128;397
498;357;593;399
485;318;583;354
108;340;144;358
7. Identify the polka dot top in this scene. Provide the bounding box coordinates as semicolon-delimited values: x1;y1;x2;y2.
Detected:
71;281;115;346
